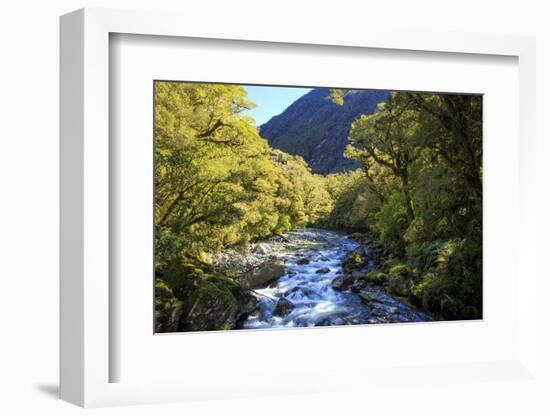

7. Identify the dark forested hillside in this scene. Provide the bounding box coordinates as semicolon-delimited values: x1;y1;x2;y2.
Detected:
260;88;388;174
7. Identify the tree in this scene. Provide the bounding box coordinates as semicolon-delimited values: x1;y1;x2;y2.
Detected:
154;81;336;268
348;93;421;223
332;89;482;320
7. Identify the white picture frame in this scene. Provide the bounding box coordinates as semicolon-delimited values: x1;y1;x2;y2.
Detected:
60;7;538;408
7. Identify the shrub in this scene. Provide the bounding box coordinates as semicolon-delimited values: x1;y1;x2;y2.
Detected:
374;192;408;253
275;213;292;234
363;271;388;285
387;264;415;296
410;239;482;320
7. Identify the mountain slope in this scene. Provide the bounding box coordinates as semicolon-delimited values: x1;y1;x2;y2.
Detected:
260;88;388;174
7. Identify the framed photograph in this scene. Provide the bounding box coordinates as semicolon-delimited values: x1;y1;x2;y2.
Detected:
60;8;538;407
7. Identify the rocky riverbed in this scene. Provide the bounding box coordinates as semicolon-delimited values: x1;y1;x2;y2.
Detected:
214;228;432;329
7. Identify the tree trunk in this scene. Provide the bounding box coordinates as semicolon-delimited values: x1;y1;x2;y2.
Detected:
401;174;415;223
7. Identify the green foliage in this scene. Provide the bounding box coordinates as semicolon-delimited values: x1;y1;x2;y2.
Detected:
154;279;183;332
155;279;181;313
348;96;421;223
320;169;385;230
154;81;483;328
408;239;458;275
336;90;482;321
329;89;346;105
154;82;337;330
386;264;416;297
275;213;292;234
412;238;482;320
374;191;408;252
155;82;332;269
363;271;388;285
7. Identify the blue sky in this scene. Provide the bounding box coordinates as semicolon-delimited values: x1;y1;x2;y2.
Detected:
243;85;312;126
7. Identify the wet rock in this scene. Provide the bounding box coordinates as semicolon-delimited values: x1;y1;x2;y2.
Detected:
332;276;345;290
340;240;390;281
283;286;301;297
240;260;285;289
342;246;367;272
351;270;366;280
253;244;269;255
331;275;353;291
316;267;331;274
296;257;310;265
237;290;261;315
359;290;381;306
350;280;367;293
155;303;185;333
371;303;399;316
274;298;294;317
370;308;386;318
367;243;389;264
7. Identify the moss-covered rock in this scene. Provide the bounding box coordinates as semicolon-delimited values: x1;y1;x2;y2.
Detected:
387;264;416;297
363;271;388;285
156;258;259;332
178;274;259;331
342;246;367;272
184;282;239;331
154;279;184;333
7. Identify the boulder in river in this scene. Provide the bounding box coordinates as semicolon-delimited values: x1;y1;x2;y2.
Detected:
350;280;367;293
331;276;344;290
351;270;366;280
316;267;331;274
240;259;286;289
296;257;310;265
342;246;367;273
331;275;353;291
359;290;379;305
274;298;295;317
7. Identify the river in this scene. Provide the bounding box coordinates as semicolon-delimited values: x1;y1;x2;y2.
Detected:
240;228;431;329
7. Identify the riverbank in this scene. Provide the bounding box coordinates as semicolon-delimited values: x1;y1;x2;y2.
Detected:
156;228;432;333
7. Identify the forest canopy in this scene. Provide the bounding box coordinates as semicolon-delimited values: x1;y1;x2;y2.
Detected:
155;82;332;267
154;81;482;330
